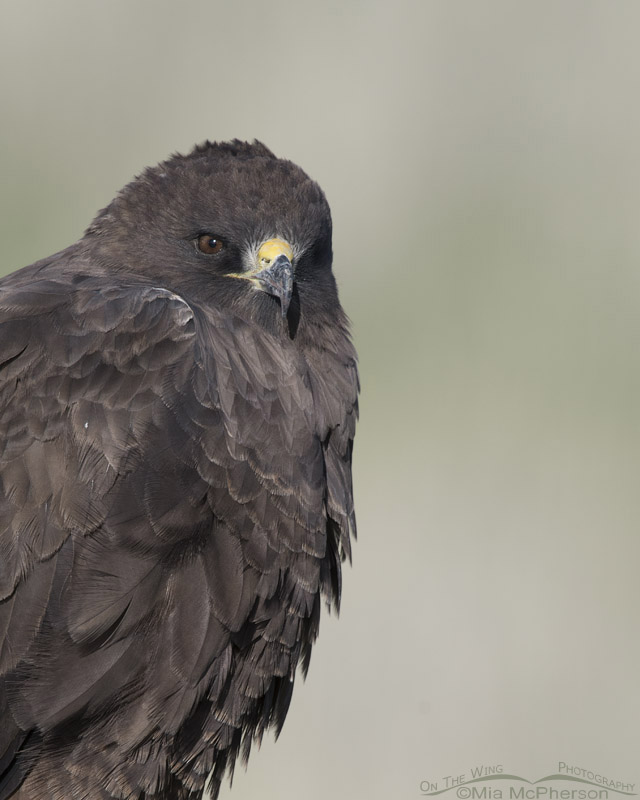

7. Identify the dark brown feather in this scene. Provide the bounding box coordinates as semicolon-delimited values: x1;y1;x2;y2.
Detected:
0;141;358;799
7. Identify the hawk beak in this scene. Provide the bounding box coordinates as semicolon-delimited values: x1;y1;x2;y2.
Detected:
230;238;294;317
252;252;293;318
251;238;294;317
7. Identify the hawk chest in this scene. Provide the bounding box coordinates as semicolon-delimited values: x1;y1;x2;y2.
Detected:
193;315;329;616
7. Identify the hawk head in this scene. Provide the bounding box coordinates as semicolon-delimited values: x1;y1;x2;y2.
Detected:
85;140;337;333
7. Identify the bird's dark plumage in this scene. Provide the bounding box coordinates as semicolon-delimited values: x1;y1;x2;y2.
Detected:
0;141;358;799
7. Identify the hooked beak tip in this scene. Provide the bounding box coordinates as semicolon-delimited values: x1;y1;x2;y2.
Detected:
254;253;293;318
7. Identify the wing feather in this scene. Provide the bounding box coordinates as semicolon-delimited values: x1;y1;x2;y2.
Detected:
0;267;358;799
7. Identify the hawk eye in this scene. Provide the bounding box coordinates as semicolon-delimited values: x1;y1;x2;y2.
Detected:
197;235;224;255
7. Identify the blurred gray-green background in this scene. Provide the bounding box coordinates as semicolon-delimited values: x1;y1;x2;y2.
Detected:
1;1;639;797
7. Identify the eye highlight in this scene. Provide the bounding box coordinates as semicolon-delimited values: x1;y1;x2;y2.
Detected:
196;234;224;255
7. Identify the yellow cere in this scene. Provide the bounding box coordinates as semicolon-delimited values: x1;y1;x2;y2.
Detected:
257;238;293;267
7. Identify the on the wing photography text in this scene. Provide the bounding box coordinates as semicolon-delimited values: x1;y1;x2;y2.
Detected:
420;763;636;799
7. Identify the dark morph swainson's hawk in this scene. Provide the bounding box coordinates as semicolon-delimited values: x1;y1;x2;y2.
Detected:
0;140;358;799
